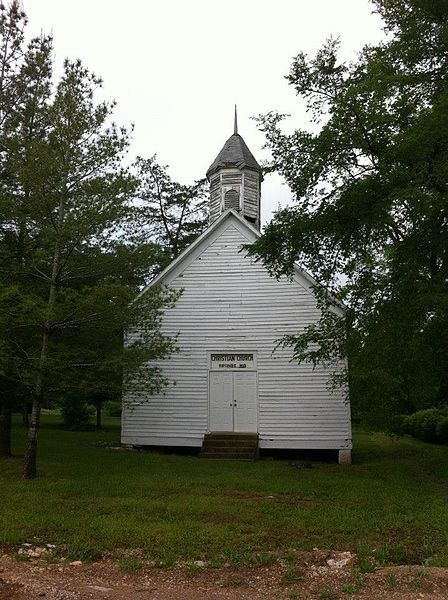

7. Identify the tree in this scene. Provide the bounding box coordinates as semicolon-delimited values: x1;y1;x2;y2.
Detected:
19;59;180;479
0;2;52;457
0;286;31;455
134;156;208;271
0;5;179;475
0;1;27;130
249;0;448;427
51;242;178;431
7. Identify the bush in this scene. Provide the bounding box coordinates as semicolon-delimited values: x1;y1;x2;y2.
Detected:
104;400;122;417
403;408;448;444
436;417;448;444
60;398;94;430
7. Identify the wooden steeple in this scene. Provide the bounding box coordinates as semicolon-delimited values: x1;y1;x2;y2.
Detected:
206;108;263;229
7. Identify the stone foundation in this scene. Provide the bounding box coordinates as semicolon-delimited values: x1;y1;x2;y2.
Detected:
338;449;352;465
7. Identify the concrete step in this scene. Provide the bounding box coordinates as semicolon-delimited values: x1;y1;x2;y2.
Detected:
202;439;257;448
202;445;257;454
200;432;259;460
204;433;258;440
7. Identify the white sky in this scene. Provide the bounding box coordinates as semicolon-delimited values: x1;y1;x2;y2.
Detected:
26;0;384;225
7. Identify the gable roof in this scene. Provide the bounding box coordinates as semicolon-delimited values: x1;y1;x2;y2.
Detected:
136;209;345;315
206;133;262;179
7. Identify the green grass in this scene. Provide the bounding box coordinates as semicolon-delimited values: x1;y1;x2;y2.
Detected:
1;414;448;566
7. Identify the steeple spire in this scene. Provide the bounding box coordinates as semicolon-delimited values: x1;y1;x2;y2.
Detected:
234;104;238;135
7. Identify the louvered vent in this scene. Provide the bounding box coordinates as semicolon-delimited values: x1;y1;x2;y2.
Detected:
224;189;239;211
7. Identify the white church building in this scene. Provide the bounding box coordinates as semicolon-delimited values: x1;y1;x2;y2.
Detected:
121;120;352;464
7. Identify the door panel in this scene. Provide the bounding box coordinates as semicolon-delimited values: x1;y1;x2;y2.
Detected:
209;372;233;431
233;372;257;432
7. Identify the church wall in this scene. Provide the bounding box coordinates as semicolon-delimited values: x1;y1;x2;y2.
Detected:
122;216;351;450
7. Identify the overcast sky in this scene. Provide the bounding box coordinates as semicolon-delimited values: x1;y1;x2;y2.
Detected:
26;0;384;224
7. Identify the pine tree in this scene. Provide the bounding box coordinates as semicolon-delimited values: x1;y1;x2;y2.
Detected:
0;2;52;457
0;4;179;474
134;156;208;271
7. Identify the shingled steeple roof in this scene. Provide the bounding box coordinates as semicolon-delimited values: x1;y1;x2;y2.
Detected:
206;108;262;179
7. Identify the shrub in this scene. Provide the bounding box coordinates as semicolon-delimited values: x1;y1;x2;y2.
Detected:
404;408;448;444
436;417;448;444
60;398;94;430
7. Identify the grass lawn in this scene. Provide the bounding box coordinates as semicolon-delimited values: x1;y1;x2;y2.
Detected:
1;413;448;567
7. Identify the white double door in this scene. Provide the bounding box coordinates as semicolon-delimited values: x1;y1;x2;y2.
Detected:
209;371;257;432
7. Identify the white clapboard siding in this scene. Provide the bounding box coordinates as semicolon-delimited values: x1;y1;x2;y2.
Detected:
122;211;351;450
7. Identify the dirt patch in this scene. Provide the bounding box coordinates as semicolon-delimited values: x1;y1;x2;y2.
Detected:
0;578;24;600
1;553;448;599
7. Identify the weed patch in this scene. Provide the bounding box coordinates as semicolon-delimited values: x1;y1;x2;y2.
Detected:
13;553;29;563
386;571;396;589
341;583;355;594
116;555;144;572
64;536;99;563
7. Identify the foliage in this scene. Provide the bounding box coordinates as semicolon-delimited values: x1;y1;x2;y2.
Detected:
104;400;122;417
3;414;448;567
402;408;448;443
60;397;94;431
134;156;208;271
436;417;448;444
0;2;179;474
249;0;448;426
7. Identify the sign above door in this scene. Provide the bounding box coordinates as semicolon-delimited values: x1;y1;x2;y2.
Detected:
210;353;256;371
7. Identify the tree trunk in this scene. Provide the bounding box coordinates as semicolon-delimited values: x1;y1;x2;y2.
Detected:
22;405;29;427
0;405;12;458
22;329;48;479
96;400;102;429
23;196;64;480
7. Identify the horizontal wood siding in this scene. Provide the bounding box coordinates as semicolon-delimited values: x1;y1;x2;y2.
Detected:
221;170;242;186
122;218;351;450
209;174;221;224
243;170;259;219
